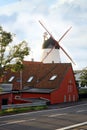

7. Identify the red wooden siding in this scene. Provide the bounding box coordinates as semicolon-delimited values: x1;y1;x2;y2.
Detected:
22;93;50;101
50;66;78;104
0;61;78;105
0;93;12;108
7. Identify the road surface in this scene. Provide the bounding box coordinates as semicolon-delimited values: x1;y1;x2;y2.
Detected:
0;101;87;130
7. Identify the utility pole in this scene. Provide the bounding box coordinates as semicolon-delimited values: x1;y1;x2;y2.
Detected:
20;70;22;90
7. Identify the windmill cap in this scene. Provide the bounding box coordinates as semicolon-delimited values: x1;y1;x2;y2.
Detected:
42;37;60;49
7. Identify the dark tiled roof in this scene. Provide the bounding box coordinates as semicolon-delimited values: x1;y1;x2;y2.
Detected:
5;61;72;90
6;61;71;91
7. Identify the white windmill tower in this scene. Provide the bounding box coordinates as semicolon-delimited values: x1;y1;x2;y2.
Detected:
39;20;75;65
41;33;61;63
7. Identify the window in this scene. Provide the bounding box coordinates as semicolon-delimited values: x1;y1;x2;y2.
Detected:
27;76;34;82
68;80;73;93
69;95;71;102
49;75;57;81
64;95;66;102
73;95;75;101
8;76;15;82
68;85;73;93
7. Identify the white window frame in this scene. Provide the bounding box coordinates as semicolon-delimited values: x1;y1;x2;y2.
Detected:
49;75;57;81
8;76;15;82
27;76;34;82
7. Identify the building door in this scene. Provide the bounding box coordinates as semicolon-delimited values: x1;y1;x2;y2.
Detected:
2;99;8;105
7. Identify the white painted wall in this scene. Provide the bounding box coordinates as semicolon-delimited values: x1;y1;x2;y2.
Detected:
40;49;61;63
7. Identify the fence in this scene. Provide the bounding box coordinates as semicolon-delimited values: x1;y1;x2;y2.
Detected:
1;101;46;110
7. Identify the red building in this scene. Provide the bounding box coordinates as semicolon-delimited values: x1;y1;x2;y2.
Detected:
0;61;78;105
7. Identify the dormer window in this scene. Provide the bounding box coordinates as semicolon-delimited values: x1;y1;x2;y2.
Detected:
27;76;34;82
49;75;57;81
8;76;15;82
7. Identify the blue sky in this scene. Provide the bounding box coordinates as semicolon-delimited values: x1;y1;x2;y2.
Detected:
0;0;87;70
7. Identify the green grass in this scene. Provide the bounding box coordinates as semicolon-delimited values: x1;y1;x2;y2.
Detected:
0;105;48;116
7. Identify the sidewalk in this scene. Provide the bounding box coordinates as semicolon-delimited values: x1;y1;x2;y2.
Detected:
48;99;87;109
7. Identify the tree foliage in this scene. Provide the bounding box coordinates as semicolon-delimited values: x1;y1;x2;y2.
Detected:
0;26;30;77
80;67;87;87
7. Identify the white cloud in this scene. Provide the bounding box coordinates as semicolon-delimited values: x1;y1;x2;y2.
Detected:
0;0;87;70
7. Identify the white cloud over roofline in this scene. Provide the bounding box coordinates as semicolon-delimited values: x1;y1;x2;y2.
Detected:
0;0;87;70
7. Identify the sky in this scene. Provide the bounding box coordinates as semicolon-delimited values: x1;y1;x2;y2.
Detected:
0;0;87;70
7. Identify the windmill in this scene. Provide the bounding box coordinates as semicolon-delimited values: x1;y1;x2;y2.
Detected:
39;20;75;65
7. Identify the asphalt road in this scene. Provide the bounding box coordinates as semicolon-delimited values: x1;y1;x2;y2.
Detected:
0;100;87;130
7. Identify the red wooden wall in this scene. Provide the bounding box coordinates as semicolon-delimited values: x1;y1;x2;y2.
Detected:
50;66;78;104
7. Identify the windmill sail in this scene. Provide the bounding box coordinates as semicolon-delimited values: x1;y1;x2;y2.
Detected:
39;20;75;65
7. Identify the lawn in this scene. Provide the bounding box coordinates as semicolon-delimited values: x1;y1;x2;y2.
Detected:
0;105;48;116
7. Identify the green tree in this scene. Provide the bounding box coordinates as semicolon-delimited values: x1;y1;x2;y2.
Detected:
80;67;87;87
0;26;30;77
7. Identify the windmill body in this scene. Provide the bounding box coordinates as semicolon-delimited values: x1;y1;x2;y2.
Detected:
39;20;75;65
41;37;61;63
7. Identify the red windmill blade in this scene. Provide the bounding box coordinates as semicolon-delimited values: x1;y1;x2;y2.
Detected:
39;20;76;65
